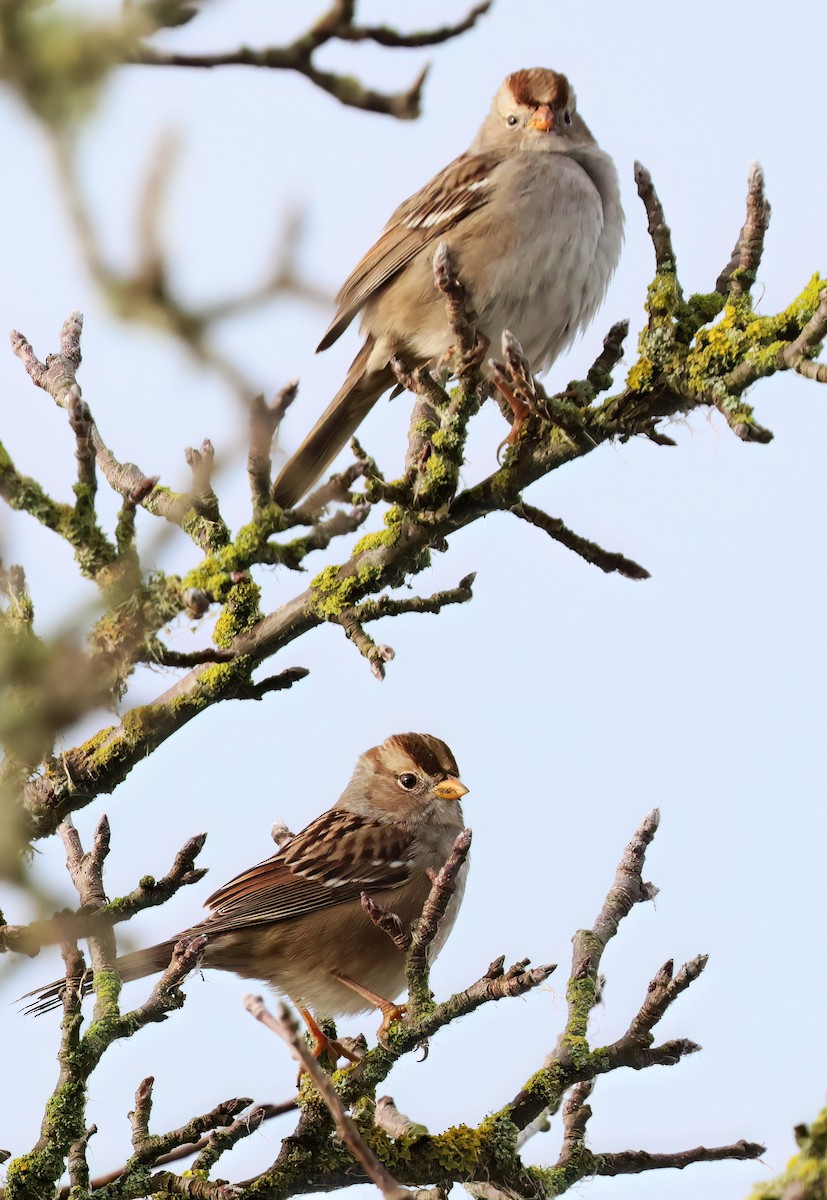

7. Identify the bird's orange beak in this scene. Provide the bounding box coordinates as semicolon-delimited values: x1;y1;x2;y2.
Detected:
530;105;554;132
433;777;469;802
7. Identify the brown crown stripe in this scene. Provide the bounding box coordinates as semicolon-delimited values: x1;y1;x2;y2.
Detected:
388;733;459;778
507;68;570;111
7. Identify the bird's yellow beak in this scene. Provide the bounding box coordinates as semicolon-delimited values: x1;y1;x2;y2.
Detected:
529;104;554;132
433;777;469;802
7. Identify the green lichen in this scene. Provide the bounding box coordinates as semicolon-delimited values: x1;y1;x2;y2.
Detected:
530;1146;598;1196
168;657;254;710
180;510;230;553
90;968;123;1019
182;510;285;598
621;271;825;424
0;444;117;578
557;969;601;1075
477;1112;520;1171
58;723;116;777
81;704;164;778
421;1124;484;1176
646;272;683;321
749;1107;827;1200
689;275;824;396
4;1081;85;1200
626;357;655;392
689;291;727;324
309;507;420;620
212;576;262;648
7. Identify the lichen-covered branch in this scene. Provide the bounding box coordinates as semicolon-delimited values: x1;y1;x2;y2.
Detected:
405;829;472;1020
748;1106;827;1200
2;820;217;1200
2;810;764;1199
233;813;760;1200
55;1099;298;1199
244;996;411;1200
775;286;827;383
10;315;228;555
8;161;825;846
4;832;207;959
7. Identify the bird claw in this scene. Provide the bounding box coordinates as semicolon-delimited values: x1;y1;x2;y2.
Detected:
295;1029;363;1085
377;1002;407;1046
492;374;531;460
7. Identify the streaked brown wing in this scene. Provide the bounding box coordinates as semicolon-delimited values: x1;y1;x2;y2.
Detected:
201;810;415;936
317;151;502;351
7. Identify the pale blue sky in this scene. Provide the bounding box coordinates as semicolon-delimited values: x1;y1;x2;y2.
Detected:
1;2;826;1198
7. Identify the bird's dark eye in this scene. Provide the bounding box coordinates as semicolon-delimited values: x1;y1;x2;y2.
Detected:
398;773;418;790
563;110;572;126
506;114;519;127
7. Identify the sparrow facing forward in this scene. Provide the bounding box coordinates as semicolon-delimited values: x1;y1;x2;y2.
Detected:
27;734;469;1043
272;66;623;507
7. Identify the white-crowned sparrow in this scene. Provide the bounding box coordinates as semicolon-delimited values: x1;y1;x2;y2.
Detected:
27;734;469;1042
272;66;623;508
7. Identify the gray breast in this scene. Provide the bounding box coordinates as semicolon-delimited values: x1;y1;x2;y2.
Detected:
467;149;622;372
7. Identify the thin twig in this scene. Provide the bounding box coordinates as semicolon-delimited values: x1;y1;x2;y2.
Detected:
231;666;310;700
336;610;395;680
587;320;629;395
634;162;675;272
596;1139;766;1176
406;829;472;1019
58;816;118;1019
10;833;206;962
184;439;220;517
57;1100;297;1198
716;162;772;296
67;387;96;494
351;575;476;624
250;384;298;513
512;503;649;581
507;811;661;1130
9;316;222;551
417;954;555;1041
362;894;412;951
243;996;410;1200
287;458;370;521
132;3;491;120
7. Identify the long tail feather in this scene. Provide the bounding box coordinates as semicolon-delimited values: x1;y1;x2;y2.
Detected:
272;339;393;509
21;938;180;1016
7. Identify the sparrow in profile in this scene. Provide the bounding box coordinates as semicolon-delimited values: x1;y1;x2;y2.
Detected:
26;734;469;1050
272;66;623;508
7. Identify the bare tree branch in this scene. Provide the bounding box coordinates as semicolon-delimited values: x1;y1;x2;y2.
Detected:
511;503;649;580
6;832;207;959
596;1139;767;1177
243;995;410;1200
634;162;675;273
716;161;772;296
131;3;492;120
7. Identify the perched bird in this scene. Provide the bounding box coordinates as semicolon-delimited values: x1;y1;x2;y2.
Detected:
26;734;469;1049
272;66;623;508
